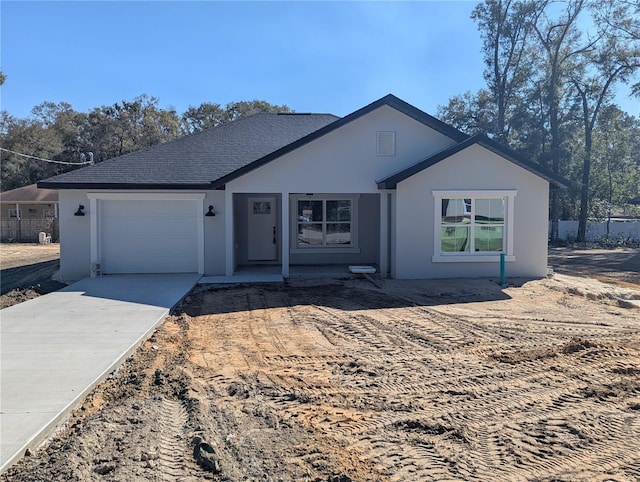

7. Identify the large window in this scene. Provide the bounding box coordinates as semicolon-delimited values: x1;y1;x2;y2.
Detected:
292;195;359;252
433;191;516;262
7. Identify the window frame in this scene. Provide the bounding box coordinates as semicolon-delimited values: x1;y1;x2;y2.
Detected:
290;194;360;254
432;190;516;263
8;208;22;218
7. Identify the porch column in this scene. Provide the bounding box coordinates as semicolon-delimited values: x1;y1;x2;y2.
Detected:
54;202;58;218
15;203;20;219
89;197;99;265
225;190;234;276
281;192;290;278
379;192;389;278
196;199;205;275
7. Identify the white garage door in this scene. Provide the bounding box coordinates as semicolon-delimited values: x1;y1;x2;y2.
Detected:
100;200;198;274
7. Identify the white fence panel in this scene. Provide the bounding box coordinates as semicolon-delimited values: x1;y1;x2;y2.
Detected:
551;220;640;241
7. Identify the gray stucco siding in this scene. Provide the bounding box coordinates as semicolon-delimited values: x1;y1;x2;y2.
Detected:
57;190;225;281
394;144;549;279
227;105;457;195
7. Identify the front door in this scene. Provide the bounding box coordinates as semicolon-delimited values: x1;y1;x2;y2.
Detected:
248;196;277;261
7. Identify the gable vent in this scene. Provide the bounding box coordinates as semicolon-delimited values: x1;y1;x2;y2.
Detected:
377;131;396;156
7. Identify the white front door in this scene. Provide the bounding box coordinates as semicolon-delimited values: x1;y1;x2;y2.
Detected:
248;196;277;261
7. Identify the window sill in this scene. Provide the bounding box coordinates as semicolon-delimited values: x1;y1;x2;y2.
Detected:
432;254;515;263
291;247;361;255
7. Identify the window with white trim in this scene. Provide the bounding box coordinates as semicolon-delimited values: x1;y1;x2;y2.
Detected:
433;191;516;262
8;209;21;218
291;195;360;253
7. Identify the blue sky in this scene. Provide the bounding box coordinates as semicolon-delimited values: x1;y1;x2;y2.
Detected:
1;1;638;120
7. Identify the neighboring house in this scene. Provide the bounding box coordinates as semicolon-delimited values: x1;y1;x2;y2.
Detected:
0;183;59;219
630;197;640;205
39;94;569;282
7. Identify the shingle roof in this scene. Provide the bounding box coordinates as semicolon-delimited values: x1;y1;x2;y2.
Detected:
0;183;58;203
377;134;571;189
38;94;469;190
38;113;339;190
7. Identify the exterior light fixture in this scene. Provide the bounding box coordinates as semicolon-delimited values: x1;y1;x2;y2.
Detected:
205;205;216;217
74;205;85;216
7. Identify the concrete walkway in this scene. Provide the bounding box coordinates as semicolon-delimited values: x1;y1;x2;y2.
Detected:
0;274;199;473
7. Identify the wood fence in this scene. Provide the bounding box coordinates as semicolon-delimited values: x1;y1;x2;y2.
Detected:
0;218;59;242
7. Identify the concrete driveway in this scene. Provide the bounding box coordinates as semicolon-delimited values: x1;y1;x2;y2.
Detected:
0;274;199;472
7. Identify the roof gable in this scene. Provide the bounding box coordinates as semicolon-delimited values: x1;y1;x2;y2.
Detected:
210;94;468;189
377;134;571;189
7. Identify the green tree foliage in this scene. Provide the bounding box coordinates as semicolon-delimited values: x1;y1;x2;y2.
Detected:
86;95;181;161
181;99;292;134
437;90;496;135
1;116;65;190
590;107;640;225
181;102;226;134
439;0;640;241
0;96;291;191
572;26;640;240
471;0;537;143
0;69;6;86
224;100;292;122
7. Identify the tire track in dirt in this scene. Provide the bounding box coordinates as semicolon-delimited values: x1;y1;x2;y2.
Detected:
156;398;189;481
270;302;491;478
306;304;599;415
481;415;640;481
271;286;640;480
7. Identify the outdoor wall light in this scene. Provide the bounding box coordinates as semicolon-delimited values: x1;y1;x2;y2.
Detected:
205;205;216;217
74;204;86;216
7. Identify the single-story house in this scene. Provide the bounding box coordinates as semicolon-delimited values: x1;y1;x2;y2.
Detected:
39;94;569;282
0;183;59;219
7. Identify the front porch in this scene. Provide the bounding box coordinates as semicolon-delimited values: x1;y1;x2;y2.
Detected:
224;191;392;279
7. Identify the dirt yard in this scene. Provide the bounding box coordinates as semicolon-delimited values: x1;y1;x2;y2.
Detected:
2;252;639;481
0;243;63;307
548;246;640;288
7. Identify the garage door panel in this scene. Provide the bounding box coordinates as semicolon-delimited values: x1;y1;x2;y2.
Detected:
154;202;197;216
151;217;197;235
102;200;196;216
100;200;199;274
102;219;196;238
101;200;151;217
102;235;196;257
104;253;197;273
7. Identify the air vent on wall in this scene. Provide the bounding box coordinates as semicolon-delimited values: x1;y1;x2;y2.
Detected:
377;131;396;156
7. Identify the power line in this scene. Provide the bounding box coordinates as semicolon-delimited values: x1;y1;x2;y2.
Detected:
0;147;93;165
